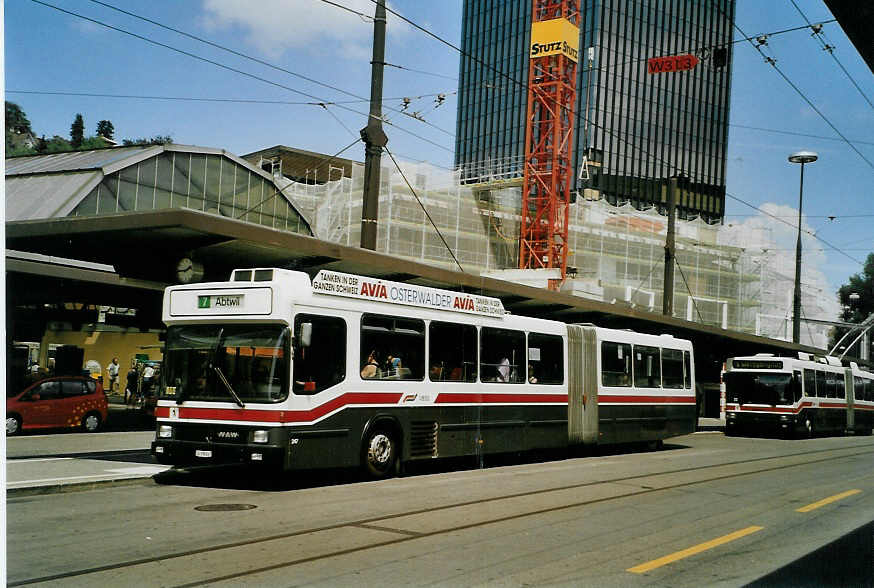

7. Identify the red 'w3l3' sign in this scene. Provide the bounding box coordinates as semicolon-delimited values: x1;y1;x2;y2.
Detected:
647;54;700;74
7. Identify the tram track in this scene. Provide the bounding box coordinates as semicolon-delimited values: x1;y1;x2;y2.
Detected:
11;441;874;587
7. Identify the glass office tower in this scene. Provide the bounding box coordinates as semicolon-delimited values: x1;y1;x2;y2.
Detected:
455;0;734;223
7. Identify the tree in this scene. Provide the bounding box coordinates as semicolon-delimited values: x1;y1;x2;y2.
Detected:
96;120;115;140
121;134;173;146
830;252;874;354
6;101;32;134
70;113;85;148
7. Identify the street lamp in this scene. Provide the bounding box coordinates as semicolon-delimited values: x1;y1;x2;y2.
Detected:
788;150;818;344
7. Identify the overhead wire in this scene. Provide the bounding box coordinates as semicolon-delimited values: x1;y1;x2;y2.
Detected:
729;123;874;146
715;1;874;170
7;89;457;109
83;0;456;138
29;0;453;155
788;0;874;110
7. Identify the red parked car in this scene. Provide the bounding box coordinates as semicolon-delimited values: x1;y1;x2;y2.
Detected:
6;376;108;435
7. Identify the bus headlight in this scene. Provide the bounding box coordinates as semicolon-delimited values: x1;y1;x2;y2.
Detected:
158;425;173;438
253;430;269;443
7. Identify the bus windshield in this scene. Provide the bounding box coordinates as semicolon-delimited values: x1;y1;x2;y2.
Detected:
724;372;795;405
162;324;289;404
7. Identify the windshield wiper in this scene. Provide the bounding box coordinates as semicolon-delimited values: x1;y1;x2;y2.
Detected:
214;366;245;408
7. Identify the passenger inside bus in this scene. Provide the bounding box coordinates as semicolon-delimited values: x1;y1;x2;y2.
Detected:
361;351;380;379
430;362;443;381
528;363;538;384
385;354;402;377
497;357;511;382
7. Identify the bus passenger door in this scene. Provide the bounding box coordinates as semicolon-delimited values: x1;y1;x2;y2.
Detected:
567;325;598;445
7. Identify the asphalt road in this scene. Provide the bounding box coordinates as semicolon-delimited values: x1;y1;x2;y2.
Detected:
7;432;874;586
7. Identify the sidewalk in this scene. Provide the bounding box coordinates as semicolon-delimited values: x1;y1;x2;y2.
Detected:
6;395;165;495
696;417;726;432
7;415;725;495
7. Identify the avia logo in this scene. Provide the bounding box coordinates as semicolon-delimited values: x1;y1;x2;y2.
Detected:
198;296;211;309
453;297;475;311
216;431;240;439
360;282;388;299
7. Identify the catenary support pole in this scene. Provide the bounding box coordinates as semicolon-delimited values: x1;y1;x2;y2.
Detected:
663;175;678;316
360;0;388;250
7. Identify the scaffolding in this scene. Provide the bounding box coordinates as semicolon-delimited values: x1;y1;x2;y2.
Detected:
279;156;837;347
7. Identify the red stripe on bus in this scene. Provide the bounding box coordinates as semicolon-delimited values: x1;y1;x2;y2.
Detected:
155;392;404;423
434;393;569;404
727;401;855;415
598;395;696;404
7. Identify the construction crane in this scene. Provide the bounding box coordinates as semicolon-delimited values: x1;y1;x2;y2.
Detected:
519;0;579;290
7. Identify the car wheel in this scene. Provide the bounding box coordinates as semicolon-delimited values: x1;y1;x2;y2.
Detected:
804;419;813;439
7;414;22;436
82;412;102;433
362;428;397;478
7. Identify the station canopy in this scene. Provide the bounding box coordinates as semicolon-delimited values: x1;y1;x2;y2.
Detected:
5;144;312;235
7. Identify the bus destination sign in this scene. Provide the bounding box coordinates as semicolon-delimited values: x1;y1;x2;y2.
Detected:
312;270;505;318
731;359;784;370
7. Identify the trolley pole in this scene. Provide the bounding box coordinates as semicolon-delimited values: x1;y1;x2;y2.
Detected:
662;175;678;316
360;0;388;251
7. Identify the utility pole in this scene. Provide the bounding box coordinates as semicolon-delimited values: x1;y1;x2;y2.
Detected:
359;0;388;250
662;175;678;316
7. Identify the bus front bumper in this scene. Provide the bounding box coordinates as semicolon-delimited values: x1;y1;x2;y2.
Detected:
151;439;285;467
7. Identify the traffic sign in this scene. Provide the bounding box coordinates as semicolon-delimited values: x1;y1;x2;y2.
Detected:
647;54;699;74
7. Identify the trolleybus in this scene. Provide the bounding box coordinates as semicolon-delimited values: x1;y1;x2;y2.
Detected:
723;353;874;437
151;268;697;476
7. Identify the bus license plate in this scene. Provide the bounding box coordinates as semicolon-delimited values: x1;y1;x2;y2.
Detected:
196;450;212;458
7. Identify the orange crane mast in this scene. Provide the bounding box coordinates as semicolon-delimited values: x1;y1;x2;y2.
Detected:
519;0;580;290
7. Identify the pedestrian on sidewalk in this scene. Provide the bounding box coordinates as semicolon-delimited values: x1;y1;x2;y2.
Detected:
107;357;120;395
125;364;139;406
140;363;155;406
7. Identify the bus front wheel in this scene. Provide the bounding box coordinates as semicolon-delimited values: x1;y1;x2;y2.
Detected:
362;428;397;478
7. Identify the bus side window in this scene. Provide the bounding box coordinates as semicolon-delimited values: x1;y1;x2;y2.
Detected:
527;333;563;385
633;345;661;388
815;370;826;398
793;370;803;402
481;327;525;383
803;369;816;398
854;376;864;402
836;374;845;399
662;348;684;389
601;341;631;387
429;321;477;382
360;314;425;381
293;314;346;395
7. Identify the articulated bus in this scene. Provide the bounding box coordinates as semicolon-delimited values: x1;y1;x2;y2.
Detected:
151;268;696;476
723;353;874;438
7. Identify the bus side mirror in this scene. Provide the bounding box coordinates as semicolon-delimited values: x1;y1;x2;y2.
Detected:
299;323;312;348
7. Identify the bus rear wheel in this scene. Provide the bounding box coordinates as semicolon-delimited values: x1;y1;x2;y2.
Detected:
362;428;397;478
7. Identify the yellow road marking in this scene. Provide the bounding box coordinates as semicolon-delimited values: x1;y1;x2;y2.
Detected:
796;489;861;513
627;526;764;574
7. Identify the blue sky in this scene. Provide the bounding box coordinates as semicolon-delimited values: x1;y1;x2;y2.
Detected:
5;0;874;296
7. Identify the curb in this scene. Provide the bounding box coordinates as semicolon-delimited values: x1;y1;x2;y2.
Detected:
7;475;157;498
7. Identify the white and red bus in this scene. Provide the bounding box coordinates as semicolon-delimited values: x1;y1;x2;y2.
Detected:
723;353;874;437
151;268;697;476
